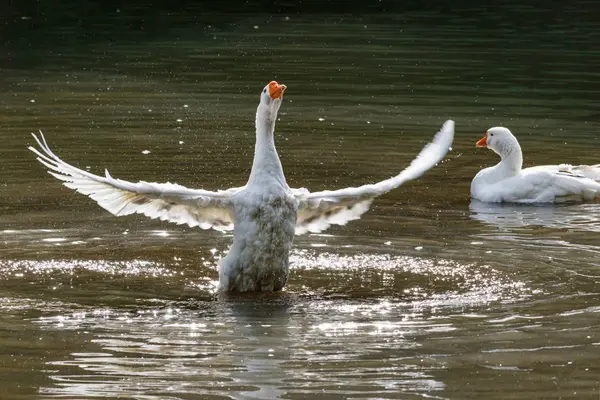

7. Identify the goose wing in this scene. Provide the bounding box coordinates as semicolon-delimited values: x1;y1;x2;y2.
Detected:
509;166;600;203
29;132;238;231
292;120;454;234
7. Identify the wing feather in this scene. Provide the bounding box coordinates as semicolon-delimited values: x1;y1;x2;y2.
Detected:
292;120;454;234
29;131;238;231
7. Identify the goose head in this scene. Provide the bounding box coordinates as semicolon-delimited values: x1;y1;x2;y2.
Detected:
476;126;521;159
258;81;287;118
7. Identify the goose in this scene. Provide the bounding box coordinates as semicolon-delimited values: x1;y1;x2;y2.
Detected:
471;126;600;203
29;81;454;292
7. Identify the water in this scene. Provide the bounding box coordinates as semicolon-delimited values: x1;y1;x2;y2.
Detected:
2;4;600;399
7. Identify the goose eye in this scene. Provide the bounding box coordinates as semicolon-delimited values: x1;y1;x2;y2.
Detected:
490;133;494;136
263;89;267;93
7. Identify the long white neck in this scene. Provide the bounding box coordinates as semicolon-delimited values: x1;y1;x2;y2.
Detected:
493;138;523;179
247;105;287;187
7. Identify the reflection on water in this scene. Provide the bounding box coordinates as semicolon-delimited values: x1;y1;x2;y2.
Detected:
470;200;600;233
2;3;600;399
469;200;600;283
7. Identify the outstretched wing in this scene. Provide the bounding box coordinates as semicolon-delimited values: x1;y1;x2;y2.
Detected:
292;120;454;234
29;131;239;231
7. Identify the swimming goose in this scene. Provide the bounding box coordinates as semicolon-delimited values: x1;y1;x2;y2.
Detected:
471;126;600;203
29;81;454;292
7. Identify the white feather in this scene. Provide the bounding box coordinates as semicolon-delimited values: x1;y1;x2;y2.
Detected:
29;131;238;231
292;120;455;234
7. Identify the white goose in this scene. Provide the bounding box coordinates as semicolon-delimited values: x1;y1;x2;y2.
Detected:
471;126;600;203
30;81;454;292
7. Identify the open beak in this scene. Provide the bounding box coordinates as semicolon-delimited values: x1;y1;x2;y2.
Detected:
269;81;287;100
476;133;488;148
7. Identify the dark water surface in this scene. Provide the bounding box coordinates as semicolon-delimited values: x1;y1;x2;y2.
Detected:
1;4;600;399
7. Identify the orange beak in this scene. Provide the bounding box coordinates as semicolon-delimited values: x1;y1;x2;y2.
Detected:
476;133;488;148
268;81;287;99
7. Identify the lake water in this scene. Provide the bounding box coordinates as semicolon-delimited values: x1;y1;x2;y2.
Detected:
1;3;600;399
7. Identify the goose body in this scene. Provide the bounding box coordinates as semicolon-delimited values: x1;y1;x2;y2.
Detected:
29;81;454;292
471;127;600;203
224;185;297;291
221;86;297;291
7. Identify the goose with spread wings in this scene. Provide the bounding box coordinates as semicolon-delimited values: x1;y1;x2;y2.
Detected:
30;81;454;292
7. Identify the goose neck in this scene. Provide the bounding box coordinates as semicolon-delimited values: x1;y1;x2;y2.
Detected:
248;106;286;186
